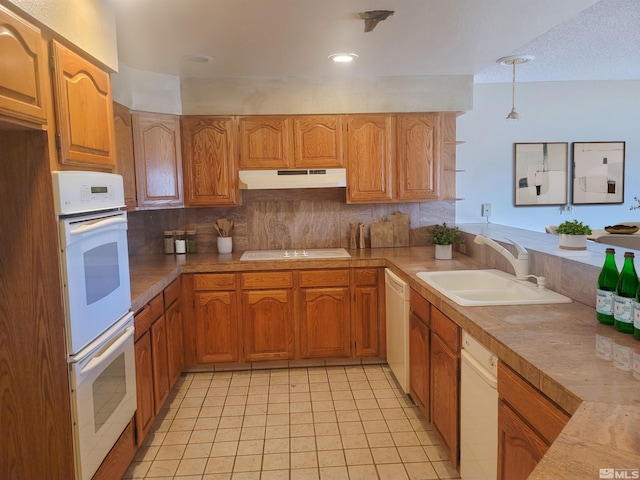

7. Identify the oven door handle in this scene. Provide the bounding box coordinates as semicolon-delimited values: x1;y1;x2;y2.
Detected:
70;217;127;236
80;326;134;375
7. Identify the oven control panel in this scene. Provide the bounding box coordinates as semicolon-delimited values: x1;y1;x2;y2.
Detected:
52;171;125;216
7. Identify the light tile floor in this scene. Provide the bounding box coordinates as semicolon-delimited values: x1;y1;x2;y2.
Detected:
124;364;461;480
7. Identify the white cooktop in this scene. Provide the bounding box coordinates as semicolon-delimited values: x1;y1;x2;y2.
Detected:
240;248;351;261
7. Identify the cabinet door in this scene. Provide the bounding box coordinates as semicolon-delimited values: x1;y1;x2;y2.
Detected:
194;290;239;363
300;287;350;358
353;285;380;357
181;116;238;206
113;102;137;208
431;333;459;468
51;41;115;168
293;115;344;168
346;115;394;203
243;289;293;361
134;331;154;445
133;112;183;208
0;5;49;125
498;400;549;480
239;116;292;169
409;312;430;419
165;298;184;389
150;315;170;414
396;113;440;201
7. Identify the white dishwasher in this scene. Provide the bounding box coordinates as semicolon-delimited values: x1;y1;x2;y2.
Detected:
460;331;498;480
385;269;410;393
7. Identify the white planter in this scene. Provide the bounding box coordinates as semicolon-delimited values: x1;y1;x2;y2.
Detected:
559;234;587;250
435;244;453;260
217;236;233;254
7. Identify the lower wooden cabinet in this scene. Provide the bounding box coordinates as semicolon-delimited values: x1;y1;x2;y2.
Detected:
242;272;294;361
352;268;382;357
497;362;570;480
299;269;351;358
134;330;154;445
151;314;171;414
430;307;461;469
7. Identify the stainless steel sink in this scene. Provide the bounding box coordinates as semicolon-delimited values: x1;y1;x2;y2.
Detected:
416;269;572;306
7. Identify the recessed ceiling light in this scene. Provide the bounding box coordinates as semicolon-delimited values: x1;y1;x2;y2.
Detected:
183;54;213;64
328;53;358;63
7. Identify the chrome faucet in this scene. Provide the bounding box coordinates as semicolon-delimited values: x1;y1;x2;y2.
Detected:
473;234;529;280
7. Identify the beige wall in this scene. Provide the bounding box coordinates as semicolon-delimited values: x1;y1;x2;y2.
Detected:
4;0;118;70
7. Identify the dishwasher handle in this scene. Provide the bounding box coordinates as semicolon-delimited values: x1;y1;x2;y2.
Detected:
385;269;409;298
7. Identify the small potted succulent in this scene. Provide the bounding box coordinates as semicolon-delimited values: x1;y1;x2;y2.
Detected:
426;223;463;260
556;219;592;250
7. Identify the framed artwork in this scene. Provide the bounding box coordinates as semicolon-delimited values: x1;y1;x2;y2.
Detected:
514;142;568;206
572;141;625;204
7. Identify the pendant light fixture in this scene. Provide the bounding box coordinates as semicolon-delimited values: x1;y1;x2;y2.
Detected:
497;55;534;120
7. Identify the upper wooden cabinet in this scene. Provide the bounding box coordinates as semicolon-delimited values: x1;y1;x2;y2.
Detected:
181;116;238;206
132;111;183;208
293;115;344;168
50;41;115;169
239;116;293;169
396;113;440;201
113;103;137;208
0;5;50;126
346;115;394;203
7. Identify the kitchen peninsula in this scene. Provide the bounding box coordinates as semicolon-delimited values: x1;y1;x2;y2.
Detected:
128;224;640;480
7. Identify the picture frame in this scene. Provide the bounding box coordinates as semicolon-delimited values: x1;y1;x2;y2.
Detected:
514;142;568;206
571;141;625;205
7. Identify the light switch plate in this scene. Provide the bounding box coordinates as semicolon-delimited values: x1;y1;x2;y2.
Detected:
481;203;491;217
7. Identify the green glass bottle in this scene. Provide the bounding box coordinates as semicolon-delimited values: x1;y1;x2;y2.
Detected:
614;252;638;334
596;248;618;325
634;282;640;340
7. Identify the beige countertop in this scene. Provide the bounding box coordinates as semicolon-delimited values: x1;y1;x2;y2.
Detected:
128;245;640;479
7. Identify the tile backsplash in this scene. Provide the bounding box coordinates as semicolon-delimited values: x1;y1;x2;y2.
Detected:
127;188;455;255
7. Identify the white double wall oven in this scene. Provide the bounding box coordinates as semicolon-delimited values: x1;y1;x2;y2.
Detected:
53;171;136;480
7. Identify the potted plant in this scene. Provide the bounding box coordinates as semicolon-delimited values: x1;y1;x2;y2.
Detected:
214;218;234;254
556;219;592;250
426;223;463;260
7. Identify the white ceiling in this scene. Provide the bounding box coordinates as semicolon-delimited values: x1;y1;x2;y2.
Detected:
113;0;640;83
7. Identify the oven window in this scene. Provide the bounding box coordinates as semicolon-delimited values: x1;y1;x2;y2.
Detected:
84;242;121;305
92;352;127;432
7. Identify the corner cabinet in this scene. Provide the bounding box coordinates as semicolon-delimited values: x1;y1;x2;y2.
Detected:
497;362;570;480
113;102;137;208
346;114;394;203
181;116;238;206
132;111;183;208
50;41;115;169
0;5;50;126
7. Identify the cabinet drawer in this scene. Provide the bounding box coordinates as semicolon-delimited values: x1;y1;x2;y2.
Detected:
193;273;236;291
498;362;570;445
431;306;459;352
299;269;349;287
410;289;429;324
353;268;378;286
164;278;181;306
149;294;164;322
134;305;151;341
242;271;293;289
